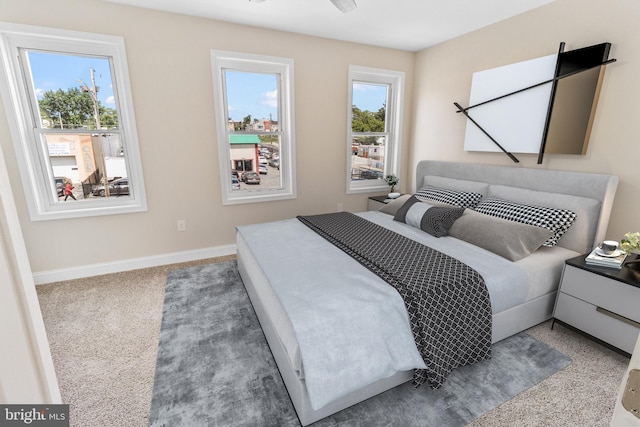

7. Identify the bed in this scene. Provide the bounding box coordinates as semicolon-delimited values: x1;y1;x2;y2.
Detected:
236;160;618;425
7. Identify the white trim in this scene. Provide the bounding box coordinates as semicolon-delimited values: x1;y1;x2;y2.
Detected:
0;122;60;402
0;22;147;221
32;244;237;285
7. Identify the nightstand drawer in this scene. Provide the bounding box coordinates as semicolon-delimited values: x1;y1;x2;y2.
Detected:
555;292;640;354
560;265;640;324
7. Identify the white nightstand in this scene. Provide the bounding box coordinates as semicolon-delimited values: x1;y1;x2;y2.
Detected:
552;253;640;355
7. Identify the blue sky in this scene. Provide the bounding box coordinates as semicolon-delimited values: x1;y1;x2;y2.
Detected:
225;71;278;122
353;83;388;113
224;71;388;122
27;53;388;120
27;51;115;106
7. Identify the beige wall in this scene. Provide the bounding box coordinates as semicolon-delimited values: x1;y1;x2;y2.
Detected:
0;0;415;273
410;0;640;241
2;0;639;276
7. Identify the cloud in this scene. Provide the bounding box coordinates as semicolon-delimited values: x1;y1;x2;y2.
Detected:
105;96;116;105
262;90;278;108
35;88;44;99
227;105;244;120
353;83;375;92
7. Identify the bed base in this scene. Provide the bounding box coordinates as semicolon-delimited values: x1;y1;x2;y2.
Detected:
237;237;555;425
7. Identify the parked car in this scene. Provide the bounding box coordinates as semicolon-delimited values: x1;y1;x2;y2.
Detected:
92;178;130;196
360;170;381;180
231;177;241;190
259;164;268;174
241;171;261;184
268;158;280;169
259;156;268;165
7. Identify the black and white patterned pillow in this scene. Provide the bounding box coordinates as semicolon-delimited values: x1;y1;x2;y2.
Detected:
473;197;576;247
394;195;465;237
415;186;483;209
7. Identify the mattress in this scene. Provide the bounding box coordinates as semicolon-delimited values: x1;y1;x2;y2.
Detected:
236;210;578;409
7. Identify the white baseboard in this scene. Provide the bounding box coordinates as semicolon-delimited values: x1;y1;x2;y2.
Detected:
32;244;237;285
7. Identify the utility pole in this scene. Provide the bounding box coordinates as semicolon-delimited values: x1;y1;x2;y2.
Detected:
79;68;109;196
79;68;101;130
89;68;101;130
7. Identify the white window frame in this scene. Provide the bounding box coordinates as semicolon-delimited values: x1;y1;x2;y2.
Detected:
211;50;296;205
0;22;147;221
346;65;404;194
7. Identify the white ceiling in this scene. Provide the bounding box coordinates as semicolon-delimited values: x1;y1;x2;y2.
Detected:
105;0;555;52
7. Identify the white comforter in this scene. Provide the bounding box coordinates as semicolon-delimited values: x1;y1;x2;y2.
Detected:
236;211;529;410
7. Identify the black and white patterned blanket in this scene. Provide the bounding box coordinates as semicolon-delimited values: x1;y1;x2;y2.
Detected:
297;211;492;388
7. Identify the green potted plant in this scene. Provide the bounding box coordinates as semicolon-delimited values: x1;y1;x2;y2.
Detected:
385;174;399;198
621;232;640;270
621;232;640;254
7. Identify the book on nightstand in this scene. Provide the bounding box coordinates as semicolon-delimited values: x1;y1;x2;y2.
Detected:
584;247;628;269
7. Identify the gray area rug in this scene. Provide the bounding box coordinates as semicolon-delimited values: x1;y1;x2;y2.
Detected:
149;261;571;427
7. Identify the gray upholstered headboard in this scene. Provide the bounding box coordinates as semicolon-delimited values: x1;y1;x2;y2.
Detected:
415;161;619;254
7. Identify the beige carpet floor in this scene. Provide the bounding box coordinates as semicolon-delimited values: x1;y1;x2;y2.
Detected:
36;256;630;427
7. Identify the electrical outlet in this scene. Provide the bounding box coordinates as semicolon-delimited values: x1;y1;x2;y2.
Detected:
177;220;186;232
337;203;343;212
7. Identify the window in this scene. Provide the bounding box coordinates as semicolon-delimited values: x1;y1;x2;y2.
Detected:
0;23;146;220
211;50;296;205
347;66;404;194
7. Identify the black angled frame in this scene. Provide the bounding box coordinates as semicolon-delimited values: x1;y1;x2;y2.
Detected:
455;42;616;164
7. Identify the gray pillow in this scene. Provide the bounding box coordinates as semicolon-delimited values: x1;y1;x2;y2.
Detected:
487;184;600;254
473;197;576;247
379;194;412;216
394;196;465;237
449;210;553;261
